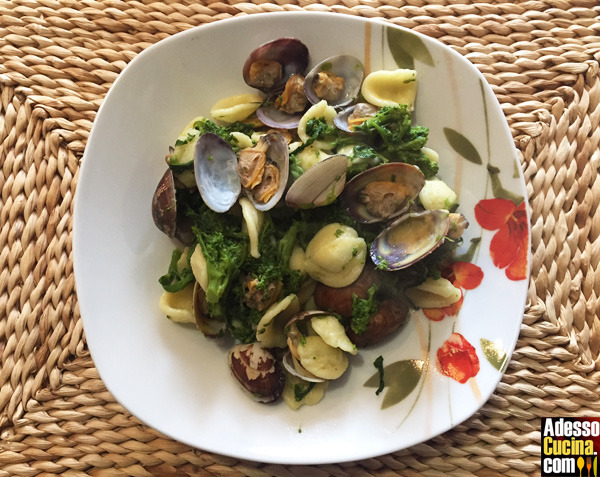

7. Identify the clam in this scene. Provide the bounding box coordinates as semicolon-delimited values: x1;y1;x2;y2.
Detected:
194;133;241;213
151;169;194;244
334;102;379;133
152;169;177;238
304;55;364;108
193;282;226;337
341;162;425;224
255;105;304;130
238;132;290;211
243;38;309;94
228;343;285;403
285;154;348;208
370;209;451;270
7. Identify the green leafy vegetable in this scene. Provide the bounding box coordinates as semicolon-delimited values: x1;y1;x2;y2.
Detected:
350;284;379;335
158;248;195;293
354;106;437;178
294;382;316;402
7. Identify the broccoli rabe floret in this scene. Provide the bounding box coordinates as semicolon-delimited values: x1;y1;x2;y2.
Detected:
353;105;438;178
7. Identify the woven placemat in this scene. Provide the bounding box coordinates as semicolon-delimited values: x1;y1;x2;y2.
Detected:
1;0;599;475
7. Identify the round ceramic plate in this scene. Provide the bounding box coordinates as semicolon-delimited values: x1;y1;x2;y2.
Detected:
73;12;530;465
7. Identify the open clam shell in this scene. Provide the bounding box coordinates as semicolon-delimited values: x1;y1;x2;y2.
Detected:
341;162;425;224
333;102;379;133
255;104;303;130
194;133;241;213
304;55;364;108
245;132;290;211
285;154;348;208
242;38;309;94
371;209;451;270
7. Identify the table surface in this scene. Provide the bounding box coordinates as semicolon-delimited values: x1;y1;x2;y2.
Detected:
1;1;599;475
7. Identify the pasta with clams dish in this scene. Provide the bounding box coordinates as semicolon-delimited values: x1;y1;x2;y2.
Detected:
151;37;468;409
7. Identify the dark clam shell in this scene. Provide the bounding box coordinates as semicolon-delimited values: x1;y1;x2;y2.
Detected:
151;168;177;238
242;38;309;94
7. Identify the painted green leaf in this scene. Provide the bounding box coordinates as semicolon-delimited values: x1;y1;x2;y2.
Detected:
454;237;482;263
365;359;424;409
480;338;508;372
444;127;483;165
487;164;524;205
387;27;434;69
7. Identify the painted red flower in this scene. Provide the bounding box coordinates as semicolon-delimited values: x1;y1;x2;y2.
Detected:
422;262;483;321
475;198;528;281
437;332;480;383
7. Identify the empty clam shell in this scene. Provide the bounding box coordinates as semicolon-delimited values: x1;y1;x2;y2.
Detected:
194;133;241;213
371;209;451;270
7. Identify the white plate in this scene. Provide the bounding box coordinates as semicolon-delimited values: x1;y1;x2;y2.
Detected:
74;12;530;464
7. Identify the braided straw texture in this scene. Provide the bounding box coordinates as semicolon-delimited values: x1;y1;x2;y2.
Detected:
1;0;599;475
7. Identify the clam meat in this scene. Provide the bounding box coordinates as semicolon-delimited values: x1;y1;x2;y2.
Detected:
371;209;451;270
342;162;425;224
304;55;365;108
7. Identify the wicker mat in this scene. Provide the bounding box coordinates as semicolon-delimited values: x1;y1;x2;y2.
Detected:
1;0;599;475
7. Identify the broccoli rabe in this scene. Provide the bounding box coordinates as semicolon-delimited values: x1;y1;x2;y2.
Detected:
350;284;379;335
353;105;438;178
158;248;195;293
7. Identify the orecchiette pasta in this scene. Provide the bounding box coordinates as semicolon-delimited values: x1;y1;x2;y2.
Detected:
297;335;348;380
158;284;195;323
239;197;264;258
256;294;299;348
404;277;461;308
210;93;263;123
361;69;418;109
303;223;366;288
297;100;337;150
419;178;458;211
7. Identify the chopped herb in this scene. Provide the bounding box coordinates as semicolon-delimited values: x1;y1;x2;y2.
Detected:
294;382;316;402
335;228;344;237
351;284;378;335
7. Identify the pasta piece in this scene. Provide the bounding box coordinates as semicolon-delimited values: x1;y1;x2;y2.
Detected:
282;372;329;410
304;223;366;288
158;284;195;323
210;93;263;123
256;294;299;348
190;244;209;292
419;178;458;210
310;315;357;355
239;197;264;258
297;100;337;151
404;277;461;308
361;69;417;109
297;335;348;380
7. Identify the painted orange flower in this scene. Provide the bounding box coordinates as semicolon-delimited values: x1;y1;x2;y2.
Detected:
437;332;480;383
422;262;483;321
474;198;528;281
